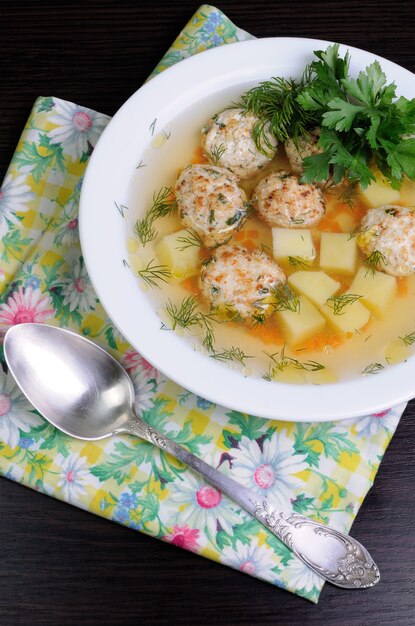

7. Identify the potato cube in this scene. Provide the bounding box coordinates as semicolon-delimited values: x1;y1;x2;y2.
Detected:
156;229;200;279
272;228;316;262
272;364;307;385
383;338;411;365
321;298;370;334
360;179;400;208
288;271;340;308
348;267;396;318
320;232;358;275
276;296;326;346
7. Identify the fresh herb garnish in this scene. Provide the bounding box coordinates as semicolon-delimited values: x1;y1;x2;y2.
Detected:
362;362;385;375
400;331;415;347
175;229;203;251
136;259;171;288
269;283;301;313
327;293;363;315
210;346;253;366
288;256;311;270
262;347;325;381
204;143;227;165
241;43;415;188
364;249;386;275
135;186;177;246
165;296;219;352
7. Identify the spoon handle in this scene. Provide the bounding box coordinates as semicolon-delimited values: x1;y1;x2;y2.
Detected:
127;415;379;589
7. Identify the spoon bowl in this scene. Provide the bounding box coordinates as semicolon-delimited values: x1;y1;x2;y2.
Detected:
4;323;133;440
4;322;380;589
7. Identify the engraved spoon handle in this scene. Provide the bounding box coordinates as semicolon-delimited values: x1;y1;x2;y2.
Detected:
126;415;380;589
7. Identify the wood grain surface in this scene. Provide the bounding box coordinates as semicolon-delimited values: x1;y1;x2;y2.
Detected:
0;2;414;625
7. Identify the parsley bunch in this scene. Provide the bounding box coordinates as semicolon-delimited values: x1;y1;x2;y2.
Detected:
242;44;415;188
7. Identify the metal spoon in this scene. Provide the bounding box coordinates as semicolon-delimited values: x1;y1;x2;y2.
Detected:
4;323;380;589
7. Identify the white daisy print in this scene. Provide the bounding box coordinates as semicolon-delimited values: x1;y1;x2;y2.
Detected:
282;556;324;593
0;174;35;237
169;471;244;535
49;99;109;161
230;432;307;508
60;259;96;313
0;368;43;449
57;453;90;502
221;538;277;581
345;408;401;439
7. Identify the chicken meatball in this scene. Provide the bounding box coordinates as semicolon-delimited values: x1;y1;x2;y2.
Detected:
252;171;325;228
201;108;277;178
200;245;286;319
357;205;415;276
284;128;323;175
175;165;249;248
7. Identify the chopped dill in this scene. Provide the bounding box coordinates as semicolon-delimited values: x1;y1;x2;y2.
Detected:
136;259;171;288
204;143;226;165
400;331;415;347
269;283;301;313
288;256;311;270
327;293;363;315
262;346;325;380
135;186;177;246
165;296;219;353
210;346;253;366
362;362;385;375
337;182;359;208
175;229;203;251
251;312;267;327
364;250;386;275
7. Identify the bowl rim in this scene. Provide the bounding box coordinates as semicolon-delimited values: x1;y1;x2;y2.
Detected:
79;36;415;422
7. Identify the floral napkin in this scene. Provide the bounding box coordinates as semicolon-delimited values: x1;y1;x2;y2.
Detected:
0;4;407;602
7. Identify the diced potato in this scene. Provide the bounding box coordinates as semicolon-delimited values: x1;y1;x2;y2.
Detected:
383;338;412;365
334;211;356;233
360;179;400;208
320;232;358;275
288;271;340;308
276;296;326;346
321;298;371;334
349;267;396;318
129;253;146;274
400;178;415;206
272;228;316;262
156;229;201;279
307;368;339;384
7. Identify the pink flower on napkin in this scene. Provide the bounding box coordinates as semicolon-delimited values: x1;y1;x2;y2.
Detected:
163;525;200;552
0;286;55;328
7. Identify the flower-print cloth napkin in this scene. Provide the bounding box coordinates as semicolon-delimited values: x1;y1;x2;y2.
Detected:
0;4;407;603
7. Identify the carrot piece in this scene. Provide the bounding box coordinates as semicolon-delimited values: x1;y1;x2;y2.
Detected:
396;276;409;297
191;145;209;164
247;321;284;346
297;331;344;353
181;276;199;292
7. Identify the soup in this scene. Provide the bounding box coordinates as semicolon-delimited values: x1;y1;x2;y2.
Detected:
126;91;415;385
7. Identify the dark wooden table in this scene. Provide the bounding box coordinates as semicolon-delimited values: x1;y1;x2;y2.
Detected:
1;2;414;624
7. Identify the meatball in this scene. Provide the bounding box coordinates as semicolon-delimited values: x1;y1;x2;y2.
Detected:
284;128;323;175
357;205;415;276
175;165;249;248
201;108;277;178
200;245;286;319
252;171;325;228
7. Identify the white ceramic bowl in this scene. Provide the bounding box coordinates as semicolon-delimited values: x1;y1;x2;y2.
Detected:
79;37;415;421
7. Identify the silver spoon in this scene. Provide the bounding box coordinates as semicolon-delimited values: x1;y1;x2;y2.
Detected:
4;323;380;589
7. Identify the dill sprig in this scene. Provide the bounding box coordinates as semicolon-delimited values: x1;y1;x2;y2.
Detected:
327;293;363;315
269;283;301;313
135;186;177;246
362;362;385;375
165;296;219;352
288;256;311;270
175;229;203;251
240;76;317;151
364;250;386;275
211;346;253;366
135;259;171;288
262;347;325;380
336;182;359;208
204;143;227;166
400;331;415;347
